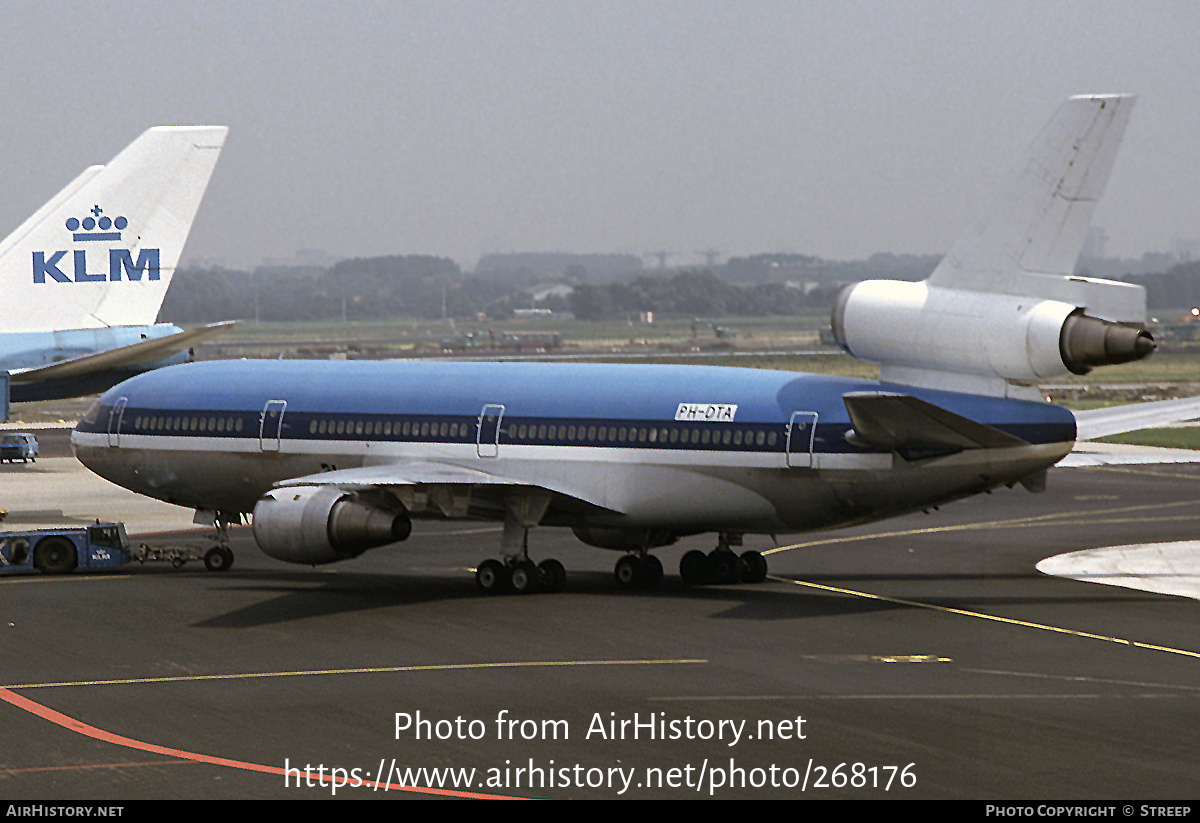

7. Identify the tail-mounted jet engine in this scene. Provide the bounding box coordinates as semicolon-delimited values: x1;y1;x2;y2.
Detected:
252;486;412;565
831;280;1154;384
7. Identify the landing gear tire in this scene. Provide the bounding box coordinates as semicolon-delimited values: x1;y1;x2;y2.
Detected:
708;549;742;585
204;546;235;572
538;559;567;593
739;550;768;583
510;560;540;594
475;558;509;594
679;550;708;585
615;554;664;591
614;555;643;590
642;554;663;590
33;537;77;575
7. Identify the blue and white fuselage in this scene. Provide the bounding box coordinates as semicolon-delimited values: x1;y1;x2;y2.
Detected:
72;359;1076;537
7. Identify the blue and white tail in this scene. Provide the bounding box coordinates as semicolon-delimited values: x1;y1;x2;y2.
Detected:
0;126;227;334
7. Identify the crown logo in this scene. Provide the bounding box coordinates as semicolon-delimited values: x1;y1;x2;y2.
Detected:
65;205;127;241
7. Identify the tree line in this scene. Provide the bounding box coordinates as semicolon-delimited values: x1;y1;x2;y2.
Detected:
158;253;1199;325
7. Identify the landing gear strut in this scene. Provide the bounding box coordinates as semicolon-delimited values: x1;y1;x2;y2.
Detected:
475;493;566;595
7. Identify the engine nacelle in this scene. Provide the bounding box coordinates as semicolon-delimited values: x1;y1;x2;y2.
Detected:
572;526;677;552
252;486;412;565
831;280;1154;383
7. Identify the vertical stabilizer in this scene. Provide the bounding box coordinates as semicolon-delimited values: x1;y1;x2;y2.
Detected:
928;94;1139;321
0;126;227;333
832;95;1153;399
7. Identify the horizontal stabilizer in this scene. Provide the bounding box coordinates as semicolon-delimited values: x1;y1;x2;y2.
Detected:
1072;395;1200;441
843;392;1029;452
9;321;236;384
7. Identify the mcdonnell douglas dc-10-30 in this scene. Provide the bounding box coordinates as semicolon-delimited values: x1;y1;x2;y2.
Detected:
0;126;229;405
72;95;1200;591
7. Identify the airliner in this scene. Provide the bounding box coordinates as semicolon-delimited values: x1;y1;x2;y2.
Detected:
71;95;1200;591
0;126;229;404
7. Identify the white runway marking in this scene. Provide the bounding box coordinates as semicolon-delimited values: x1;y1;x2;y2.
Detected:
1036;542;1200;601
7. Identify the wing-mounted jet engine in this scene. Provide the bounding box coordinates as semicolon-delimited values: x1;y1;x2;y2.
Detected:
252;485;413;565
830;95;1152;400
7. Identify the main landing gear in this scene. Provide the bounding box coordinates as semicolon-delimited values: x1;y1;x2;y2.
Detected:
613;552;664;591
475;557;566;595
678;533;768;586
475;493;566;595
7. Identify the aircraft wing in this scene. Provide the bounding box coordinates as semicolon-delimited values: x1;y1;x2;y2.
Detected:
276;462;528;490
8;321;237;385
842;392;1028;451
274;459;625;515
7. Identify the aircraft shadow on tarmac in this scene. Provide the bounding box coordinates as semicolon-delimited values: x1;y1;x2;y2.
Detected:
120;563;1155;630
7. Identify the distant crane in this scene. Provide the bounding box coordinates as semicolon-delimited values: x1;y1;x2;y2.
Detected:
645;250;673;269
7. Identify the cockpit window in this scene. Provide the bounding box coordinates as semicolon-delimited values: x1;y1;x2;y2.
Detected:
80;398;103;426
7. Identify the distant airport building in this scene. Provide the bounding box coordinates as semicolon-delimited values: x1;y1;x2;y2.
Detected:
765;259;828;294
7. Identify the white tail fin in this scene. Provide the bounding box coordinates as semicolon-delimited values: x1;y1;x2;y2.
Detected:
928;94;1140;321
0;126;227;333
832;95;1152;398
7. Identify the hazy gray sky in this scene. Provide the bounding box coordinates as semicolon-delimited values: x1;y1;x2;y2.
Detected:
2;1;1197;269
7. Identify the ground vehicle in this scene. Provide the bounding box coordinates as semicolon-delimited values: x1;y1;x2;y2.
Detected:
0;522;235;574
0;523;128;574
0;432;37;462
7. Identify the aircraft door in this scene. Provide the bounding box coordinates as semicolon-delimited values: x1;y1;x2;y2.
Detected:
106;396;128;447
477;404;505;458
260;400;287;452
786;411;818;468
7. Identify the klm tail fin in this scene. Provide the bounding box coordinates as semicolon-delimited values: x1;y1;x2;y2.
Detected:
0;126;227;334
